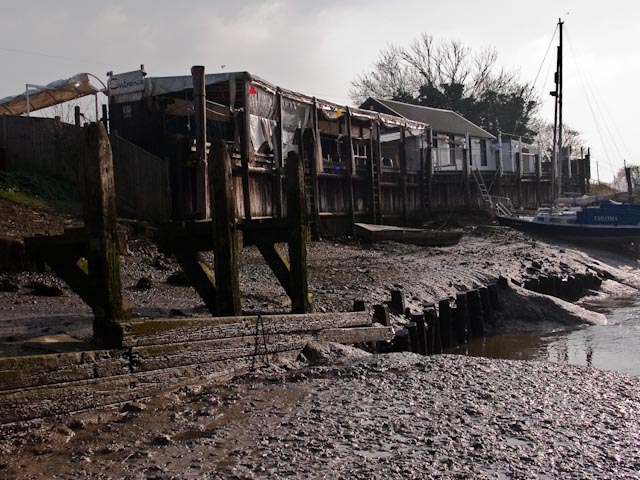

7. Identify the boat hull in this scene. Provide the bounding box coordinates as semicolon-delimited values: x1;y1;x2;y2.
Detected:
354;223;463;247
496;215;640;244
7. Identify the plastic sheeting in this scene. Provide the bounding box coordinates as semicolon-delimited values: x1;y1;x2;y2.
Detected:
0;73;101;116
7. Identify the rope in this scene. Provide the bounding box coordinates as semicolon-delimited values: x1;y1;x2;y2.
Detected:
251;314;270;371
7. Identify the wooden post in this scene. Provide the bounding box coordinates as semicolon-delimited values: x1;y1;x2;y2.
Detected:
535;141;542;207
210;140;242;316
425;306;441;354
374;120;383;224
425;128;433;213
273;89;284;218
101;104;108;130
488;283;501;311
496;132;504;197
353;299;366;312
466;289;485;338
407;322;419;353
83;123;129;345
389;289;405;314
399;125;408;223
368;121;376;223
412;313;427;355
309;99;321;237
345;108;356;234
373;304;390;326
479;286;493;325
287;150;311;313
516;137;523;207
462;133;471;208
241;74;253;220
454;293;470;344
191;66;210;220
438;299;452;350
74;106;81;127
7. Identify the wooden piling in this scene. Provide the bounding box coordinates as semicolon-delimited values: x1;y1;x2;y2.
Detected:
210;140;242;316
407;322;419;353
373;304;390;327
454;293;470;344
286;150;311;313
487;283;501;311
438;299;452;350
466;289;485;338
478;286;493;325
353;299;366;312
424;306;440;354
413;314;427;355
82;123;129;344
191;65;210;219
389;289;405;314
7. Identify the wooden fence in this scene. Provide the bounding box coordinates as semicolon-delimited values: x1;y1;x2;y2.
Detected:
0;116;172;224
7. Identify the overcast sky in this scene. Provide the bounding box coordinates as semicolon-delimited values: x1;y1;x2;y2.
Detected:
1;0;636;181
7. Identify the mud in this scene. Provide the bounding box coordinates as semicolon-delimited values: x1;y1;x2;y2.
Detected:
1;351;639;479
2;225;640;356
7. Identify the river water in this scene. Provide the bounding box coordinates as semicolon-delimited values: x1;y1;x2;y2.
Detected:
451;298;640;377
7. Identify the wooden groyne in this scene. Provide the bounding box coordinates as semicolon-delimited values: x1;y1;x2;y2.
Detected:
379;271;604;355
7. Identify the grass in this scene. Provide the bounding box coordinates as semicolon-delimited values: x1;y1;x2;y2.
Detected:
0;171;81;213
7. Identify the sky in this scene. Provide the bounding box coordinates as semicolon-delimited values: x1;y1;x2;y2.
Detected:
0;0;637;182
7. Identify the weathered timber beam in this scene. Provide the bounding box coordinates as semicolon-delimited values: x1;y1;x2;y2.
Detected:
118;311;372;347
82;123;129;345
0;349;128;391
256;242;293;298
286;150;312;313
317;326;393;344
173;249;217;314
210;140;242;316
0;354;298;425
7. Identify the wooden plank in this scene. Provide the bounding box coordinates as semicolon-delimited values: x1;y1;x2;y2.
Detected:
210;140;242;316
119;311;372;347
131;332;313;372
0;349;129;391
317;326;393;344
0;353;297;424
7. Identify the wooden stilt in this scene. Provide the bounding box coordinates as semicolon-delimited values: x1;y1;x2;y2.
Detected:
286;150;311;313
82;123;129;344
210;140;242;316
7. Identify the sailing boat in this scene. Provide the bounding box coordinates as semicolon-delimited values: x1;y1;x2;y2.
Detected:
496;19;640;245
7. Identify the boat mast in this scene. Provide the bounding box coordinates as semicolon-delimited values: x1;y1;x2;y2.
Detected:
550;18;564;199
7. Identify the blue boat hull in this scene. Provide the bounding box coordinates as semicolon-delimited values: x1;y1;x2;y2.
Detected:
496;215;640;244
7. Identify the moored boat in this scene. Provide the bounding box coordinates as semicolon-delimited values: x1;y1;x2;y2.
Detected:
354;223;463;247
496;197;640;244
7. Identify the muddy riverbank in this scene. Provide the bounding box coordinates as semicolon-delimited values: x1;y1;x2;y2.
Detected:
1;350;639;479
2;225;640;355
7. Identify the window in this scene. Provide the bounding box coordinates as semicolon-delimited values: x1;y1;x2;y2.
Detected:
480;139;488;167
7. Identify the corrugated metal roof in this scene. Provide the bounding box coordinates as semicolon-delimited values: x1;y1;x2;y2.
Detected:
362;98;495;139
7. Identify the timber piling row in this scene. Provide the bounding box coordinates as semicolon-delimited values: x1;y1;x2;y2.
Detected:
375;270;604;355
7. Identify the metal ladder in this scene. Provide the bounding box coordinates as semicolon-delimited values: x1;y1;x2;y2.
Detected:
471;168;492;208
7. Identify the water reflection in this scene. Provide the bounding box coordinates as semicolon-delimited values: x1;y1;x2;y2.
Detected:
449;301;640;377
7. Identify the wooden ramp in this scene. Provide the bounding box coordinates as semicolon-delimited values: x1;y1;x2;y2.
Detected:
0;312;392;424
355;223;463;247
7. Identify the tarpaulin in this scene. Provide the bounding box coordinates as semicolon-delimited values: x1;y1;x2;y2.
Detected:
0;73;101;115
